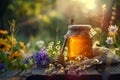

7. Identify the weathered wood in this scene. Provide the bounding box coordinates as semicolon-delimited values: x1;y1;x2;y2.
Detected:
0;70;20;78
26;67;102;80
77;68;102;80
31;68;45;75
26;75;49;80
0;77;23;80
103;64;120;80
1;64;120;80
19;70;28;77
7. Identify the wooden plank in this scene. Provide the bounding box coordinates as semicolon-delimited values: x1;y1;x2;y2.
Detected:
0;70;20;78
26;67;102;80
26;75;49;80
103;64;120;80
0;77;22;80
26;64;120;80
19;70;28;77
77;68;102;80
19;68;34;77
31;68;45;75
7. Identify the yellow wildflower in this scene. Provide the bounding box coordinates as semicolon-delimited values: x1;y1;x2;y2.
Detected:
13;51;22;58
0;38;11;52
0;30;8;35
8;52;14;60
19;41;26;50
8;51;22;60
7;36;17;47
108;32;117;37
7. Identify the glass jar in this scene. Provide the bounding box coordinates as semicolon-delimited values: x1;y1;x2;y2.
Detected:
64;25;94;60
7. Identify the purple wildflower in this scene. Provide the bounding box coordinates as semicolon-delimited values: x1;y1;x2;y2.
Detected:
28;55;33;59
40;48;49;61
0;63;5;70
32;48;49;68
24;59;29;64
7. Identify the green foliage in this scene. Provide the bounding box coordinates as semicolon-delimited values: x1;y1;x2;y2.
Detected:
0;0;67;43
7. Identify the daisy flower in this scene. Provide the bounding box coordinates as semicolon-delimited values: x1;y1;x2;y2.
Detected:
106;37;113;44
108;25;118;36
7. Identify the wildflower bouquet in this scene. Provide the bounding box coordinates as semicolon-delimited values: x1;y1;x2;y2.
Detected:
0;23;67;73
0;20;29;74
105;25;120;56
95;25;120;57
27;40;68;68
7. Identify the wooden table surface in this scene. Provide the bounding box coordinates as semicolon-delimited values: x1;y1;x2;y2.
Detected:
0;64;120;80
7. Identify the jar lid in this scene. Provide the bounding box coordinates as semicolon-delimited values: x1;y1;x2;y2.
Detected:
64;25;93;39
68;25;92;31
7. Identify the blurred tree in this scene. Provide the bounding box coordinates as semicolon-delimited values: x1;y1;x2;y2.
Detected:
0;0;12;29
1;0;120;43
0;0;67;42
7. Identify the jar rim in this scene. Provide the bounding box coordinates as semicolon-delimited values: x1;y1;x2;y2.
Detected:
68;25;92;30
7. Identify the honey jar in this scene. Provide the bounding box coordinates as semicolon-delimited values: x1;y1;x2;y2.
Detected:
64;25;94;60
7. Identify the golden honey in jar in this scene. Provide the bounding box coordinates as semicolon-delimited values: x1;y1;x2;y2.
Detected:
64;25;93;60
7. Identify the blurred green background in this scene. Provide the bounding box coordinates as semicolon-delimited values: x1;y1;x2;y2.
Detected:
0;0;120;43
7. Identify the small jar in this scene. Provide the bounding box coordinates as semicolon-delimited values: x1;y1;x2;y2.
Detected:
64;25;94;60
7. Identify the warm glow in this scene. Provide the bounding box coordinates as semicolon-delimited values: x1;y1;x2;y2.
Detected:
72;0;96;10
86;0;96;10
102;4;107;9
68;35;93;60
